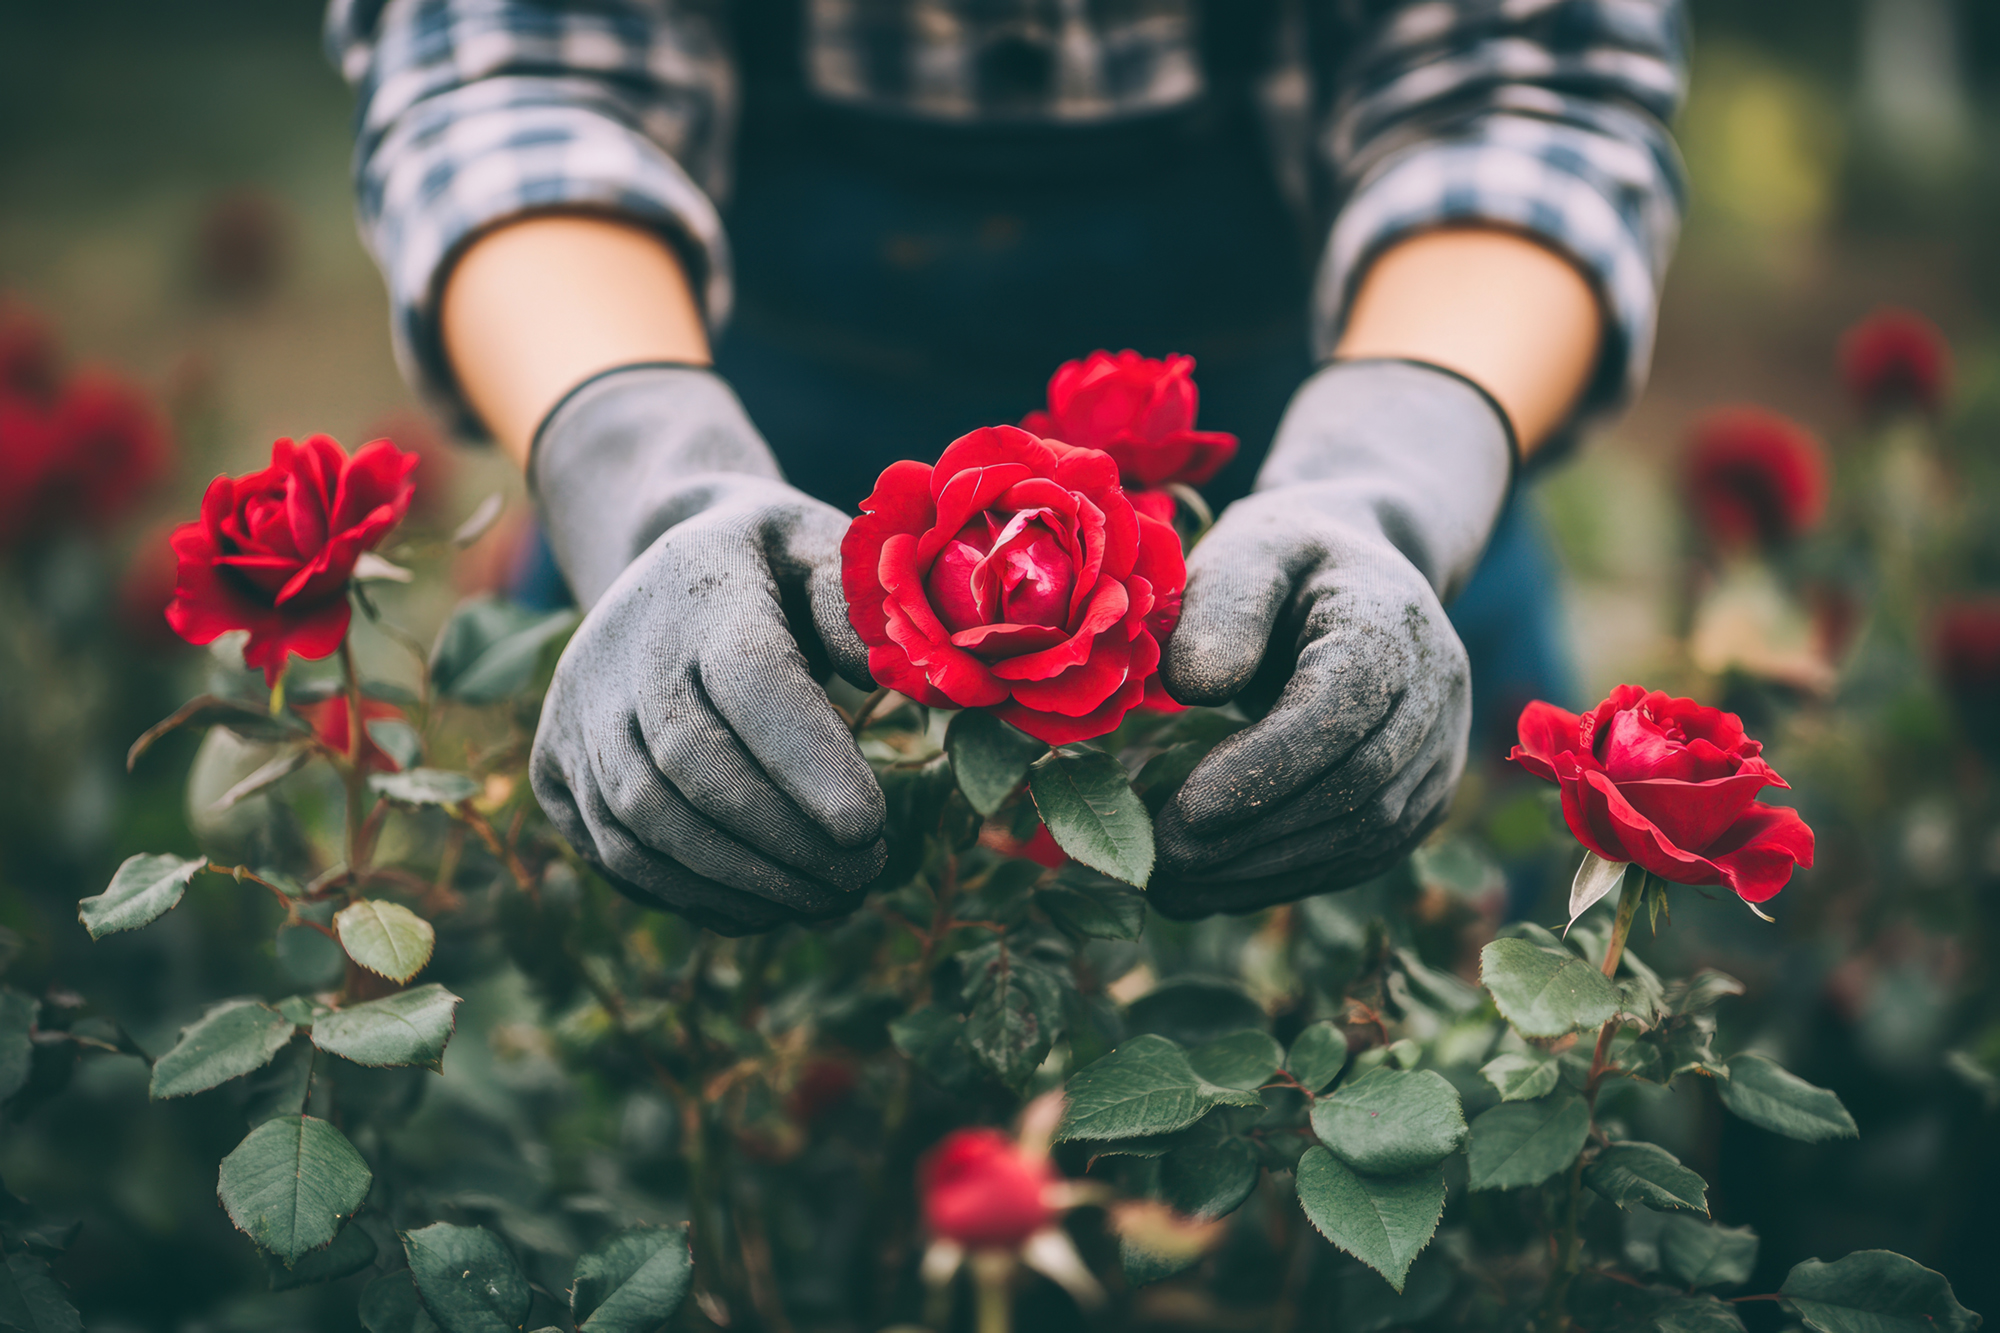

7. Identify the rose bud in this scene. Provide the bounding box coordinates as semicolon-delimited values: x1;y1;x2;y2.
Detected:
1510;686;1814;914
1838;307;1951;419
1684;407;1828;551
296;697;409;773
843;426;1185;744
165;435;419;684
1022;349;1237;521
922;1128;1058;1251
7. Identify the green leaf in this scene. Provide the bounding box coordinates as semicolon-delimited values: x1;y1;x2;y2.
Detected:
430;597;578;704
404;1223;531;1333
370;768;482;807
265;1219;378;1290
310;985;461;1072
1569;1274;1748;1333
1466;1087;1591;1191
945;711;1047;816
216;1115;373;1263
1480;938;1620;1038
242;1039;317;1126
0;1252;82;1333
0;991;39;1103
1665;970;1747;1016
1125;977;1268;1047
1293;1147;1445;1293
1480;1049;1561;1103
1057;1034;1263;1142
1779;1251;1980;1333
1161;1136;1262;1220
209;745;313;810
962;951;1066;1091
1028;746;1154;888
1585;1141;1709;1216
1035;874;1145;941
1310;1068;1468;1175
277;924;348;990
150;998;296;1099
888;1005;978;1093
1286;1022;1350;1093
77;853;207;939
571;1226;694;1333
1658;1217;1758;1290
1187;1030;1283;1092
360;1272;441;1333
1715;1054;1858;1143
127;693;306;771
335;900;436;984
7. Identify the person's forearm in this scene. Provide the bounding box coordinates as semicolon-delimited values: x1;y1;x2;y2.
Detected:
1334;225;1603;455
440;214;712;467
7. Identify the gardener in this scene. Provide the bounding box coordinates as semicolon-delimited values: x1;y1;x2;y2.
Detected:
331;0;1685;930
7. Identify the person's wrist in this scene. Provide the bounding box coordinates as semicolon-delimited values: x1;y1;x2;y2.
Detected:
527;360;723;493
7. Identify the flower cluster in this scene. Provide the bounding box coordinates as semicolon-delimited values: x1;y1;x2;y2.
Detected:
165;434;419;684
0;297;170;552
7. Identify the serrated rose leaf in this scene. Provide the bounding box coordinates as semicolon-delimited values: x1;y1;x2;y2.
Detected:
1028;746;1154;888
402;1223;530;1333
1056;1034;1263;1142
335;900;435;983
216;1115;372;1263
1293;1146;1444;1293
1585;1141;1710;1215
78;854;207;939
1715;1054;1857;1142
150;998;296;1099
1779;1251;1979;1333
309;984;460;1071
1480;937;1620;1038
1466;1088;1591;1191
571;1227;694;1333
1309;1068;1468;1175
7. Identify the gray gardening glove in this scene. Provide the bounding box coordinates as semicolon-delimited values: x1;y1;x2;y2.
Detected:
1152;359;1517;918
528;365;886;934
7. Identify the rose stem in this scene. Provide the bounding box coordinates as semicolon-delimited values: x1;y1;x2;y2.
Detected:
970;1254;1013;1333
1545;865;1650;1332
337;637;371;885
848;685;891;736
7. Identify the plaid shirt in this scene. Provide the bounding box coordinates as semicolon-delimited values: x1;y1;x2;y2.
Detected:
328;0;1687;431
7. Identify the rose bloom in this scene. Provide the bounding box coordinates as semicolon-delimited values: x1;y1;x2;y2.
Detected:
1684;407;1828;550
842;426;1185;744
43;370;171;528
921;1128;1059;1251
1021;350;1236;522
296;697;407;773
1510;685;1814;906
1838;307;1951;418
166;435;418;684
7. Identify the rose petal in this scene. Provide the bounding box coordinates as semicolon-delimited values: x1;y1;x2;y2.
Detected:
1614;770;1774;855
990;578;1129;681
950;622;1068;659
933;426;1055;494
1008;632;1134;717
1702;802;1815;903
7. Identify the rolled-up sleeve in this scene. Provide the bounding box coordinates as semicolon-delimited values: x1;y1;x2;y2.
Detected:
327;0;737;428
1314;0;1688;426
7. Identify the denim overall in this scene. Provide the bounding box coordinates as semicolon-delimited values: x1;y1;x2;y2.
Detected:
520;9;1575;750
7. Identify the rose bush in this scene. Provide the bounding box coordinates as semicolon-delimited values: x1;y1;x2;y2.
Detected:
1020;349;1236;521
1511;685;1815;905
164;434;417;684
1684;406;1828;551
842;424;1184;743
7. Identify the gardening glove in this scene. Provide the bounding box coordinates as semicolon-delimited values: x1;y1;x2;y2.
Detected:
1152;358;1517;918
528;364;886;934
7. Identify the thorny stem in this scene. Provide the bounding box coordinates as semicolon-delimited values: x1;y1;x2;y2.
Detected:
1546;867;1651;1333
462;804;538;900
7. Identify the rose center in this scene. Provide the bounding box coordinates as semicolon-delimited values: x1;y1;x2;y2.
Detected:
924;511;1077;634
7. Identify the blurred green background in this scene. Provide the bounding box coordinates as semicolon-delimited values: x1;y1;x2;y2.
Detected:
3;1;1999;1328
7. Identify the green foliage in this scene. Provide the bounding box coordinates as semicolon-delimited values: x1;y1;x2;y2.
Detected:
1715;1054;1860;1142
0;1252;82;1333
1466;1086;1591;1190
359;1273;440;1333
1480;1048;1560;1101
308;984;460;1071
1479;936;1620;1037
369;768;482;807
1286;1020;1350;1092
1034;872;1146;941
216;1115;373;1263
1310;1067;1469;1175
944;710;1046;816
149;998;296;1099
1779;1251;1981;1333
263;1220;378;1290
402;1223;530;1333
0;991;38;1103
571;1227;693;1333
1585;1141;1710;1215
960;943;1065;1089
1056;1034;1263;1141
335;900;436;983
1294;1147;1446;1293
77;853;207;938
1657;1218;1759;1289
1160;1134;1262;1219
429;598;577;704
1027;746;1154;886
1185;1029;1283;1091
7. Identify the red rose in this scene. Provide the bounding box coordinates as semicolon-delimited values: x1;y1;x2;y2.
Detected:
1684;407;1828;550
296;697;407;773
44;370;171;529
165;435;418;685
920;1128;1058;1251
1838;307;1951;418
1509;685;1814;905
1021;350;1237;500
842;425;1185;745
